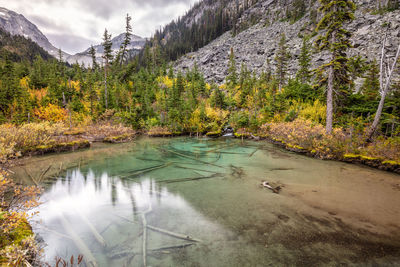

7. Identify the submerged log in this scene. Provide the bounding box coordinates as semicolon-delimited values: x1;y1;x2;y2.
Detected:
149;243;195;251
141;203;153;267
249;149;258;157
147;225;202;243
76;209;106;247
158;148;224;169
120;163;172;179
53;205;98;267
160;173;222;184
174;165;218;173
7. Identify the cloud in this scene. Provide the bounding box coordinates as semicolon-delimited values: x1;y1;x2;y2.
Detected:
0;0;198;54
46;32;94;53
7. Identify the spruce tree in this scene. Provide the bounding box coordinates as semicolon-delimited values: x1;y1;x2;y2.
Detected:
316;0;356;134
89;45;98;70
119;14;133;66
226;47;237;90
275;33;289;92
296;36;312;83
102;29;113;109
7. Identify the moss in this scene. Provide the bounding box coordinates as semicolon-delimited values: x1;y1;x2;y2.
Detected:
343;153;361;159
0;215;33;260
359;155;380;161
206;131;221;137
382;160;400;166
234;132;251;138
104;133;134;143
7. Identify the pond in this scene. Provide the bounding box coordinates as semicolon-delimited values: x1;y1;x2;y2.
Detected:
12;137;400;266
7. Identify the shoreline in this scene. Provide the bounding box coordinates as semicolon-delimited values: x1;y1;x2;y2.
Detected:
3;132;400;175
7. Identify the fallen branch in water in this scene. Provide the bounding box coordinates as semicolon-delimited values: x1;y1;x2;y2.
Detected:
22;167;38;186
76;209;106;247
201;143;236;153
160;173;222;184
141;203;153;267
149;243;195;251
158;148;224;169
54;205;98;267
249;149;258;157
174;165;217;173
147;225;202;243
38;164;52;183
261;181;282;194
120;163;172;179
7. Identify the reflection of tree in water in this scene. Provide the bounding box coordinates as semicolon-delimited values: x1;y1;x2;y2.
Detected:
37;138;257;266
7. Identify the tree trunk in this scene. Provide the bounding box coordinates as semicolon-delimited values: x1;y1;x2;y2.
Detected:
326;29;337;135
326;63;334;134
104;65;108;109
367;90;387;140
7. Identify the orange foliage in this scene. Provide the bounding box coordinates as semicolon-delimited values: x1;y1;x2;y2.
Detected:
29;88;48;101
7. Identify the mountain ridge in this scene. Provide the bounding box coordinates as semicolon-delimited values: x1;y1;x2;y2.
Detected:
0;7;146;66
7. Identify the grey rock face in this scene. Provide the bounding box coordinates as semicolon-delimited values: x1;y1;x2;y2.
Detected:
175;0;400;83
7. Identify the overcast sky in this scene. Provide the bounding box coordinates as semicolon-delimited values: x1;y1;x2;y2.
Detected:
0;0;198;54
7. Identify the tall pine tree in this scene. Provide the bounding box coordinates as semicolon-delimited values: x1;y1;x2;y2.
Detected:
275;33;289;92
316;0;356;134
102;29;113;109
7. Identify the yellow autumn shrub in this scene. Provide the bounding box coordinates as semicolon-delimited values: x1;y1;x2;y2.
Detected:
34;104;68;122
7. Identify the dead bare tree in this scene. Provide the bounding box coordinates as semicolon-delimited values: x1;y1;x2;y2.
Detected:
366;33;400;141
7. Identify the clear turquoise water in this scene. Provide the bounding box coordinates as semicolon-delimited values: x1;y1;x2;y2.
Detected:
14;137;400;266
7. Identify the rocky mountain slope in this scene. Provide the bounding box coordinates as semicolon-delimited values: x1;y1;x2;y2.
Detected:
0;7;61;58
175;0;400;83
68;33;146;66
0;7;146;66
0;27;53;61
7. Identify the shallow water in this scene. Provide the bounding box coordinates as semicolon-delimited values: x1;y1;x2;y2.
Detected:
13;137;400;266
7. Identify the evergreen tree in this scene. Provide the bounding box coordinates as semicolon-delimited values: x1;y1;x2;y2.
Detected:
102;29;113;109
361;60;379;99
210;85;225;109
296;36;312;83
316;0;356;134
119;14;133;66
275;33;290;92
227;47;237;89
89;45;98;70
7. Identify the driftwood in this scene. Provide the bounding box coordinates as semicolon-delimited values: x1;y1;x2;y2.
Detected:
141;203;153;267
120;163;172;179
135;157;164;163
249;149;258;157
158;148;224;169
149;243;194;251
160;173;222;184
268;168;294;171
174;165;217;173
76;209;106;247
261;181;282;194
201;143;236;153
147;225;202;243
54;206;98;267
38;164;52;183
23;167;38;186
